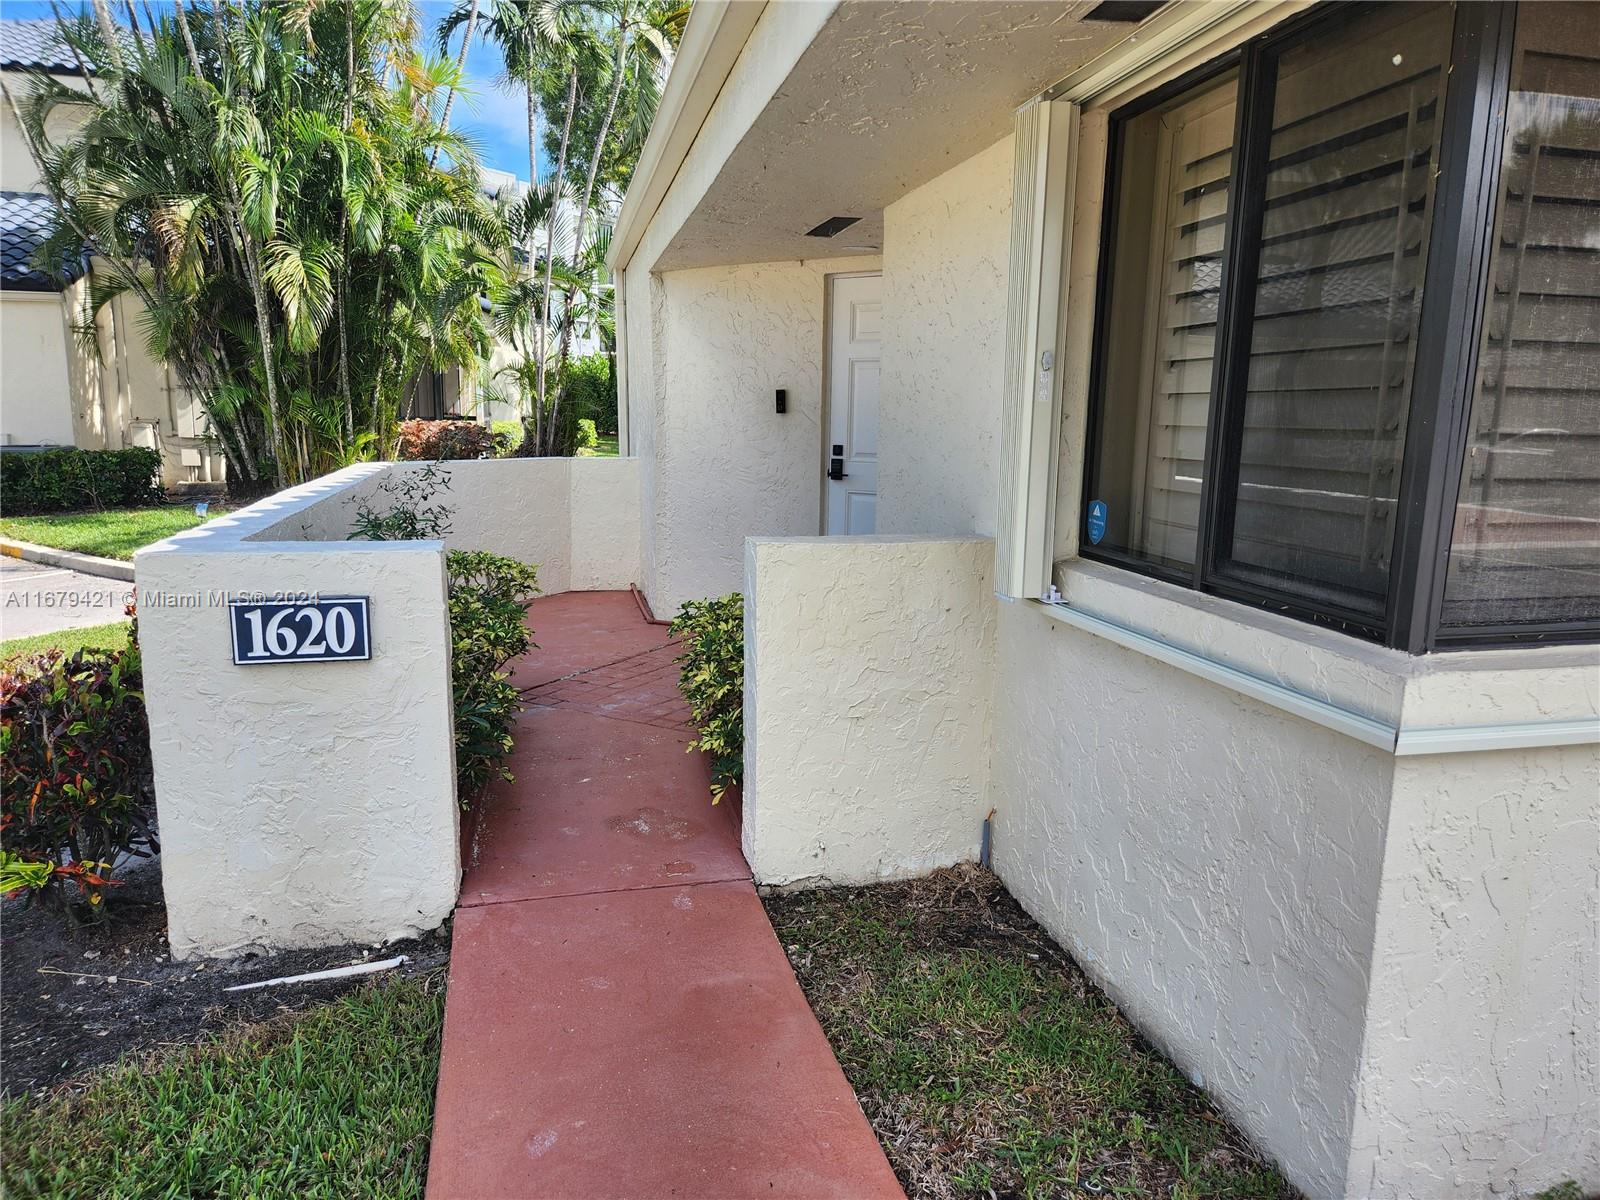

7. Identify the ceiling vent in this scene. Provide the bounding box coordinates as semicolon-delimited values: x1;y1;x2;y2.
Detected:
1086;1;1165;21
805;216;862;238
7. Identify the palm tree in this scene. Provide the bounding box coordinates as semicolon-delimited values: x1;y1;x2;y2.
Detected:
433;0;480;160
552;0;685;377
441;0;596;456
530;24;601;453
16;1;506;486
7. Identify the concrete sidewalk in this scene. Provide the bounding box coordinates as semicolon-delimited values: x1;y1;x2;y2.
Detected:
0;556;135;640
426;591;903;1200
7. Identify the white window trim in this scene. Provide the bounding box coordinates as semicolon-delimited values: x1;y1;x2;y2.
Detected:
992;0;1600;754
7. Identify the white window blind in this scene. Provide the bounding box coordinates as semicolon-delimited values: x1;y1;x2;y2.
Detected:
1132;82;1235;565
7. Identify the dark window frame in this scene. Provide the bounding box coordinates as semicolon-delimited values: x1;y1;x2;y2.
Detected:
1078;0;1596;652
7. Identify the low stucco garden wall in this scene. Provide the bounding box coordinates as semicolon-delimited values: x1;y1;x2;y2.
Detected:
250;456;642;593
136;457;643;959
742;535;995;886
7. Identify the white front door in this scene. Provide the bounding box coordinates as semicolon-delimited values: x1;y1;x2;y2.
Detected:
824;273;882;535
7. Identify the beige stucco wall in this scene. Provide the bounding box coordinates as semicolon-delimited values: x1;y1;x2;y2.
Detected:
4;265;225;486
620;266;660;598
87;285;225;486
878;134;1014;538
1346;745;1600;1198
743;535;995;886
248;458;642;595
1;69;87;193
136;472;459;960
625;123;1014;611
988;598;1393;1198
1;63;220;483
0;291;75;445
986;574;1600;1199
1;91;38;192
638;255;878;615
570;457;643;590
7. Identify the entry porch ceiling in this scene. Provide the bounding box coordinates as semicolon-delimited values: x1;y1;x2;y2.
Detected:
651;1;1139;273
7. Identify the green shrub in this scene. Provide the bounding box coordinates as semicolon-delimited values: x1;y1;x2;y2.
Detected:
348;463;453;542
0;637;155;916
395;418;498;462
348;472;539;803
670;594;743;804
574;418;599;453
0;447;163;515
446;550;541;803
491;419;524;456
559;354;616;435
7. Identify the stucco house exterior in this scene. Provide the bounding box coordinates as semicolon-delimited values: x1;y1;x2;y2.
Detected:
1;18;226;488
602;2;1600;1197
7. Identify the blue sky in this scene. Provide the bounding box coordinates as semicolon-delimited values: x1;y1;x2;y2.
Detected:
0;0;546;182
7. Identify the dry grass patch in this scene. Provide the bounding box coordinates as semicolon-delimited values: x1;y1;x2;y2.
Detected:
766;866;1298;1200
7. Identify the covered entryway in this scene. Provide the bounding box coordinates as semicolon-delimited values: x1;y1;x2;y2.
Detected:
823;272;882;535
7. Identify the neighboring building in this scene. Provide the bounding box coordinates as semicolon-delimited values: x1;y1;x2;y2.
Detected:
609;2;1598;1198
417;166;616;430
0;17;225;488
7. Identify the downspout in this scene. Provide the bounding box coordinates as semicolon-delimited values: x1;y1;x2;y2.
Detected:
614;266;629;455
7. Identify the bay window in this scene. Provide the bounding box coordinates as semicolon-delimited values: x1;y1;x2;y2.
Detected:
1075;0;1598;649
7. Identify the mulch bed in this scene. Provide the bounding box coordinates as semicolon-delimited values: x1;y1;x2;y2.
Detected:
2;856;451;1098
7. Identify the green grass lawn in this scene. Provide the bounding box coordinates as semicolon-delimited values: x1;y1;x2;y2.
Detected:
0;621;131;663
0;505;219;561
575;433;620;458
766;867;1295;1200
0;974;445;1200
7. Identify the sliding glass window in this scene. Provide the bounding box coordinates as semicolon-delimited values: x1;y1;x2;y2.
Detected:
1440;3;1600;633
1210;4;1453;622
1078;1;1599;649
1082;71;1238;576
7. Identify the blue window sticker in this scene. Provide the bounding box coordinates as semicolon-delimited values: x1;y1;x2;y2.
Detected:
1087;499;1108;545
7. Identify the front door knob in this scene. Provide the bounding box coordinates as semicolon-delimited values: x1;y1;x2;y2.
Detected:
827;444;847;480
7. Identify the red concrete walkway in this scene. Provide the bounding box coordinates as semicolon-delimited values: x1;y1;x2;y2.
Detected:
426;591;903;1200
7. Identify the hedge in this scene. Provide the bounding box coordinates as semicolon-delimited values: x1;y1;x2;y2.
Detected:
670;594;743;804
560;355;616;435
447;550;541;802
0;447;163;514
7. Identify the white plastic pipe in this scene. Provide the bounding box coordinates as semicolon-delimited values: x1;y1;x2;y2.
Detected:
223;955;409;992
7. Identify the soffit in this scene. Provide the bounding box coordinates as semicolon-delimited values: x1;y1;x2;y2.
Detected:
652;1;1138;272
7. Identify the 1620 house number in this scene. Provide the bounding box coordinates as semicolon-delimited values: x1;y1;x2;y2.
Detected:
229;597;371;665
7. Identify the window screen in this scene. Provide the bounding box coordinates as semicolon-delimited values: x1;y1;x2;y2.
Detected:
1441;2;1600;628
1214;4;1454;619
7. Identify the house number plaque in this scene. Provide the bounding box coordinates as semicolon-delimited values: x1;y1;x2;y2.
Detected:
229;597;371;665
